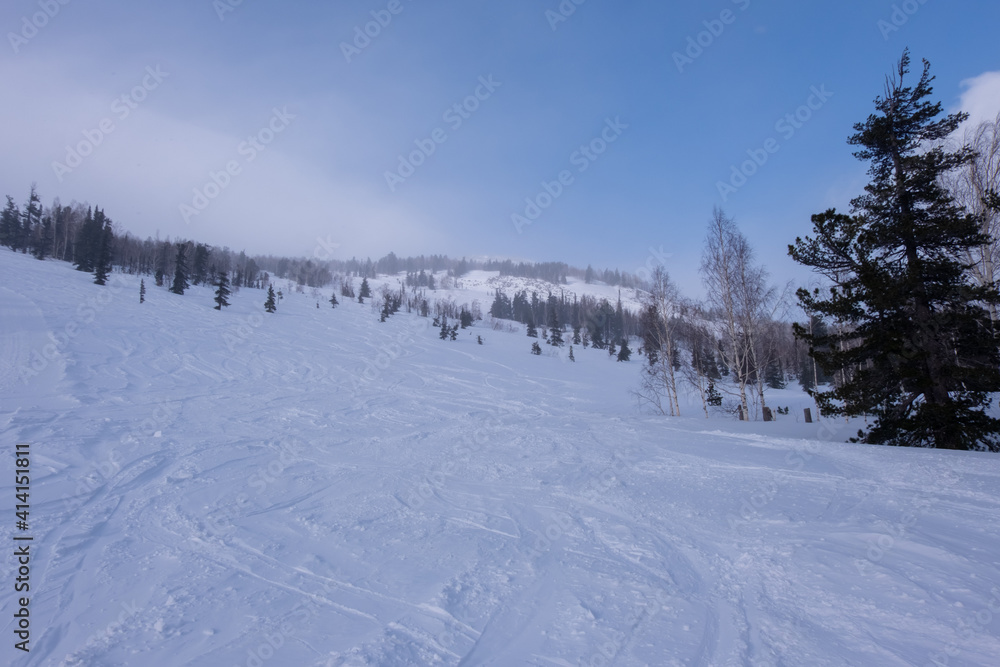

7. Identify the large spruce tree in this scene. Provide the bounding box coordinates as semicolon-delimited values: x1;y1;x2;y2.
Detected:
192;244;211;285
213;271;231;310
0;195;19;249
170;243;190;295
73;207;103;272
264;285;277;313
548;308;564;347
93;215;113;285
19;185;41;254
789;51;1000;451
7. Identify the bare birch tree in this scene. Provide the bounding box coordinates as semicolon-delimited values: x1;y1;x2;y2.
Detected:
944;111;1000;322
635;267;682;416
700;208;778;420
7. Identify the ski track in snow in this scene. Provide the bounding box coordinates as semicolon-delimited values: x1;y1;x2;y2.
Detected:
1;251;1000;666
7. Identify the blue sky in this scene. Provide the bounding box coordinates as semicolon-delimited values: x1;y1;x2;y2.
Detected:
2;0;999;298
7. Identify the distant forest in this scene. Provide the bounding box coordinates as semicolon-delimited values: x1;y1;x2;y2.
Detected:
0;187;641;291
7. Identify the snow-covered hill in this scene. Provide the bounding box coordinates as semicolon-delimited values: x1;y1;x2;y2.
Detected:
2;249;999;666
353;269;648;316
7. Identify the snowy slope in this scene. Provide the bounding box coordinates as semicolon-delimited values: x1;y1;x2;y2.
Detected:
356;269;648;317
2;249;1000;666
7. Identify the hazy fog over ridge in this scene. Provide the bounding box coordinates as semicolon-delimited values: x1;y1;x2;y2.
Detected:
2;0;999;296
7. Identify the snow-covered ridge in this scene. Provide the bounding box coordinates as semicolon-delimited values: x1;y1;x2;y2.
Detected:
358;269;649;314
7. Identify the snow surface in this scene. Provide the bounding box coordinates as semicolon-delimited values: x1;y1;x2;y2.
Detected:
2;249;1000;666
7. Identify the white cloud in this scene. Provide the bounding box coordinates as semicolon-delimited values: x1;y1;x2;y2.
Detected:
0;55;436;261
955;70;1000;129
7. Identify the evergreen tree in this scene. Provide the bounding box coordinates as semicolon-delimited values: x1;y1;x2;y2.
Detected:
19;185;41;254
639;304;662;364
170;243;190;295
548;309;564;346
608;340;616;357
192;244;211;285
798;365;815;393
706;379;723;407
617;339;631;362
93;215;113;285
140;279;146;304
490;291;513;319
329;292;339;308
34;215;53;260
549;326;563;347
789;51;1000;450
265;285;277;313
587;302;611;349
450;324;459;341
797;315;832;392
531;341;542;355
359;277;372;302
460;309;474;329
439;317;450;340
572;326;581;345
73;207;102;272
0;195;18;249
569;345;575;362
703;345;722;380
526;319;538;338
213;271;231;310
764;358;786;389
